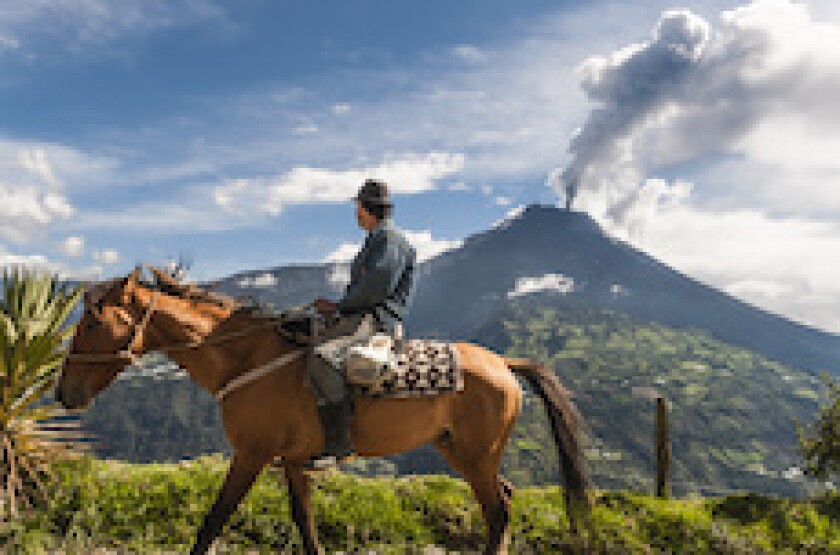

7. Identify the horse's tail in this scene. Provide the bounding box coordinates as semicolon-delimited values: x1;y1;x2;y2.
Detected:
505;357;591;509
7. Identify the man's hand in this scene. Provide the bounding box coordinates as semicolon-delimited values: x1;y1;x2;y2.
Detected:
314;298;338;317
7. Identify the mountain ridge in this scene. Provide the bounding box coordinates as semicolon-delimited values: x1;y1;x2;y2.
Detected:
208;203;840;375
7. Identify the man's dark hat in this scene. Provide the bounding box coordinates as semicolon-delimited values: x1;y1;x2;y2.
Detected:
355;179;392;207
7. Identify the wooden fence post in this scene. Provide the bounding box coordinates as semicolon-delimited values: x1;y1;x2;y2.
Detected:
655;395;670;499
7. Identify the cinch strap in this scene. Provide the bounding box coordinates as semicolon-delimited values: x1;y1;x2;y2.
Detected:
214;349;305;402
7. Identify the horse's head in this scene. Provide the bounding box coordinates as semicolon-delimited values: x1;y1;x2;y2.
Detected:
56;264;201;410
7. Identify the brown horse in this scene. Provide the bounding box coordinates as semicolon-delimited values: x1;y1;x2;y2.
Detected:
56;265;589;554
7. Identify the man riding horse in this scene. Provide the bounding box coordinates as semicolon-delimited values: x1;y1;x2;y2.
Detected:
307;178;417;469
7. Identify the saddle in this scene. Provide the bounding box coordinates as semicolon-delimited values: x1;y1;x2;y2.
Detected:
355;337;463;399
278;307;464;399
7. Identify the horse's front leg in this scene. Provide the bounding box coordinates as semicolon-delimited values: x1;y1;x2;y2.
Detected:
190;452;267;555
284;463;322;554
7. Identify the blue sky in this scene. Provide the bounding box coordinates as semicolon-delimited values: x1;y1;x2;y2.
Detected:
2;0;840;334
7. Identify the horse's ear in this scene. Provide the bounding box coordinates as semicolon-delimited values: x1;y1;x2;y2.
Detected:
124;265;142;288
148;264;180;289
120;265;142;301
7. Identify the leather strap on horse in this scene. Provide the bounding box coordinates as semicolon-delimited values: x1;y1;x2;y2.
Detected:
66;291;160;366
214;349;306;402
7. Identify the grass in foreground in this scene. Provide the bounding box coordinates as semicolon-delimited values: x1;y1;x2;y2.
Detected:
2;455;838;554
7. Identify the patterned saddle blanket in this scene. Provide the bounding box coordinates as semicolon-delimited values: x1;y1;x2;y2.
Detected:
356;339;464;399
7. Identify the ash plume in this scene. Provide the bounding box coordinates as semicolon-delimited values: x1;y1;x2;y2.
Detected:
553;0;840;229
556;8;710;211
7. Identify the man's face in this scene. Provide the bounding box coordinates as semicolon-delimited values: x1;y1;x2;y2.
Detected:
355;200;374;230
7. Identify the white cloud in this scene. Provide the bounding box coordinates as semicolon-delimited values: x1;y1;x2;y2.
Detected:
0;244;103;280
323;242;360;264
0;0;226;60
54;3;679;235
402;230;462;263
544;0;840;334
0;140;116;191
323;228;462;265
508;273;576;298
292;123;319;135
92;248;120;265
494;196;513;206
0;184;74;242
60;235;84;257
19;148;61;188
452;44;487;64
236;272;277;288
492;204;527;228
0;33;19;50
554;0;840;222
331;103;352;116
214;152;465;216
0;245;49;268
0;142;110;243
625;186;840;333
448;181;471;191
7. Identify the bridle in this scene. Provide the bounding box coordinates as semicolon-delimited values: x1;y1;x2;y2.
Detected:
64;289;161;366
62;281;313;401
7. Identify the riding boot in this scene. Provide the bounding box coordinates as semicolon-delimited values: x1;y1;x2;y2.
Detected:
305;398;354;470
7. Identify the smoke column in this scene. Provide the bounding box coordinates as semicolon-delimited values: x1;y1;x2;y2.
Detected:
556;9;710;210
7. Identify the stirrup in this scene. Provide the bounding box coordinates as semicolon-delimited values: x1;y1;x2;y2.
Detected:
303;450;352;471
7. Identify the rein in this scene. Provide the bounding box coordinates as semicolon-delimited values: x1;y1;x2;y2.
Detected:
64;290;313;402
65;291;161;366
65;294;306;365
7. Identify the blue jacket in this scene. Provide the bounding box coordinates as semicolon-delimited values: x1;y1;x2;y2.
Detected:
337;217;416;334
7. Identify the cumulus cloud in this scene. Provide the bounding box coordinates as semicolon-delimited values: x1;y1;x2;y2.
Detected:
323;242;361;264
0;184;74;242
0;244;103;280
92;248;120;265
60;235;85;257
508;273;577;298
492;204;527;229
0;142;123;242
19;148;61;188
0;245;49;269
323;229;462;265
633;197;840;333
236;272;277;288
554;0;840;222
403;230;463;263
546;0;840;333
214;152;465;216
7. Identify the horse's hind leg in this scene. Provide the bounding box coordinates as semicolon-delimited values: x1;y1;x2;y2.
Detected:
436;441;513;555
190;452;267;555
283;463;322;555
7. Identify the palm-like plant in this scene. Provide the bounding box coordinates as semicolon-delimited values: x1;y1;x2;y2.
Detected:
0;268;85;519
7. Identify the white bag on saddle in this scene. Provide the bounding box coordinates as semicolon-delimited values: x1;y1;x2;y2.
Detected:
313;314;400;387
344;333;398;387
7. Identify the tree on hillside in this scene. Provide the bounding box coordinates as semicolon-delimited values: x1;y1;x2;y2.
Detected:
1;269;85;519
798;373;840;481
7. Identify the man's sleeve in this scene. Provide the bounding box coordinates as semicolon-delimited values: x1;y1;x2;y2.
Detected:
338;234;405;312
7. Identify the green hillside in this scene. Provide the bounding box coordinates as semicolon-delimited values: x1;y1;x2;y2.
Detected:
483;297;828;497
76;298;830;498
6;457;838;554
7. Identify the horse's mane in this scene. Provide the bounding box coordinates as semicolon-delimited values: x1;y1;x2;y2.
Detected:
137;275;234;309
137;265;296;325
